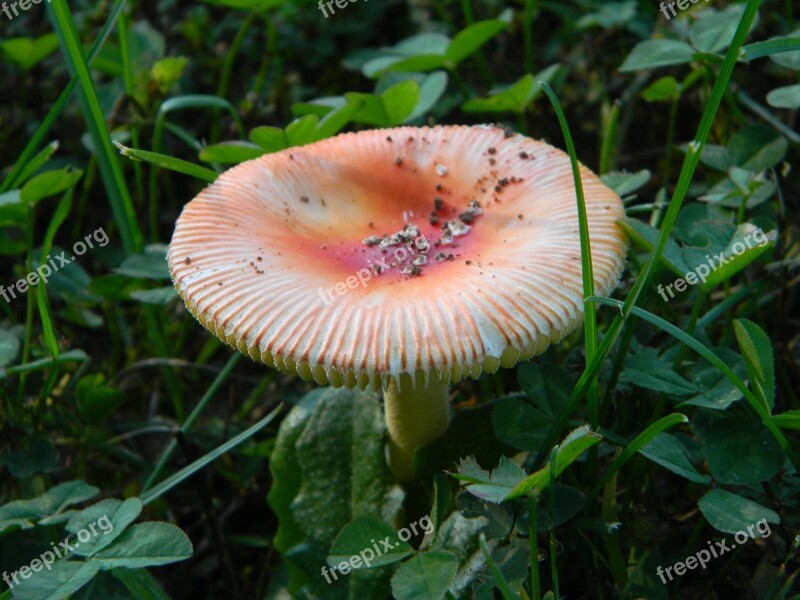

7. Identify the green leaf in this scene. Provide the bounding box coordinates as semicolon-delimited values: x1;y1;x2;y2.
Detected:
620;347;698;395
639;433;710;484
733;319;775;411
742;32;800;65
129;287;178;305
698;489;779;534
727;125;787;171
198;141;266;164
93;522;192;568
699;223;774;291
506;426;602;499
0;328;20;367
21;167;83;205
114;252;170;280
601;170;651;196
704;415;784;485
16;141;60;186
766;84;800;109
491;396;551;451
619;40;696;71
249;126;289;152
617;216;688;275
328;517;413;569
461;456;526;504
517;362;571;417
111;567;171;600
1;34;60;70
76;375;126;424
0;481;98;533
391;551;459;600
446;19;508;65
66;497;143;556
267;388;399;598
285;114;321;146
689;5;747;53
151;56;188;93
641;76;680;102
381;80;420;125
0;435;59;479
533;484;586;531
9;560;100;600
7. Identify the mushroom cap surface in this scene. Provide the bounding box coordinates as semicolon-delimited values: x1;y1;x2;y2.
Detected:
168;125;627;389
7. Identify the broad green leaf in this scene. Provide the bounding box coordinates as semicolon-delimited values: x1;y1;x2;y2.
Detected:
0;481;98;533
391;551;459;600
620;347;698;395
200;0;287;8
114;252;170;280
577;1;637;29
198;141;266;164
463;65;559;114
75;374;126;424
698;489;779;534
0;329;20;367
285;114;321;146
506;426;602;499
699;223;774;291
727;125;787;171
641;76;679;102
1;34;59;70
617;216;688;275
93;522;192;568
600;170;651;196
446;19;508;65
315;101;361;139
689;5;747;53
516;362;571;417
381;80;420;125
766;84;800;109
21;168;83;205
10;560;100;600
129;287;179;305
16;141;60;186
0;435;59;479
328;517;413;569
733;319;775;411
533;484;586;531
267;388;400;598
249;126;289;152
704;415;784;484
491;396;551;451
639;433;710;483
619;40;696;71
151;57;188;92
66;497;143;556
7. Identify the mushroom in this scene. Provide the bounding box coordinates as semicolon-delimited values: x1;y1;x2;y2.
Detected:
167;125;627;481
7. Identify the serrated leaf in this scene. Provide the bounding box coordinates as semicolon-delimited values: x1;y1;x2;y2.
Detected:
464;457;526;504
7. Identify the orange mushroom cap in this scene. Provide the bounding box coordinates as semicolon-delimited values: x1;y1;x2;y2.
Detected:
168;125;627;389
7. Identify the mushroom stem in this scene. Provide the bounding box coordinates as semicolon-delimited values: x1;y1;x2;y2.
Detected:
384;372;451;482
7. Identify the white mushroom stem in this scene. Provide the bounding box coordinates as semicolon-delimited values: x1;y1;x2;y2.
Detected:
384;373;451;482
